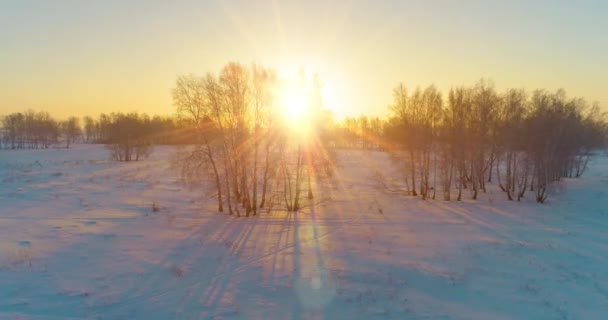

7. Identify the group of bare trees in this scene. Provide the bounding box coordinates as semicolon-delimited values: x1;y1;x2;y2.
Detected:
173;62;333;216
384;80;607;203
0;110;203;161
101;113;153;161
83;113;198;162
81;114;193;145
0;110;81;150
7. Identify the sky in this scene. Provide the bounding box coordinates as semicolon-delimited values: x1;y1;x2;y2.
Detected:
1;0;607;119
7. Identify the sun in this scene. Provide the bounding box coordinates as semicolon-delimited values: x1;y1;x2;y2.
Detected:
280;89;312;137
279;74;313;136
282;88;308;121
277;63;344;136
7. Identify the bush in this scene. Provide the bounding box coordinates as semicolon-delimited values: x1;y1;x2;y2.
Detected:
104;113;154;161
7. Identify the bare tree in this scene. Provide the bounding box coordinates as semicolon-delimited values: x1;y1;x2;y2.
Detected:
173;74;225;212
105;113;153;162
83;116;97;143
61;117;81;148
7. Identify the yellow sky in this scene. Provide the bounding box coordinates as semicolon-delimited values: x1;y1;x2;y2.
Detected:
1;1;606;120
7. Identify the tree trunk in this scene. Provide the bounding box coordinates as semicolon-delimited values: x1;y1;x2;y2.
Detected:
409;150;417;196
293;145;303;211
204;139;223;212
260;141;272;208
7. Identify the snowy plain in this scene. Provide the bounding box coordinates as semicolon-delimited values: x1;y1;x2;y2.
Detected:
0;145;607;319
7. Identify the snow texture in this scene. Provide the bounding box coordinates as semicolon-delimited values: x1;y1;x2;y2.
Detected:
0;145;607;319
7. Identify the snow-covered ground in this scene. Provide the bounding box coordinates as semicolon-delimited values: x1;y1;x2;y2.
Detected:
0;145;607;319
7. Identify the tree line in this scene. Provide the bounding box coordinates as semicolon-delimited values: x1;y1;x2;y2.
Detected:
382;81;607;203
1;73;606;207
0;111;199;159
0;110;80;149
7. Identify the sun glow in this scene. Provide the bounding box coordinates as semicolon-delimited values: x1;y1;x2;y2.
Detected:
280;88;312;137
276;62;349;138
283;90;309;120
282;87;308;121
278;68;313;136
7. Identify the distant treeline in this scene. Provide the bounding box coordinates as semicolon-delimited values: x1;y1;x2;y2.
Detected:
0;111;197;150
